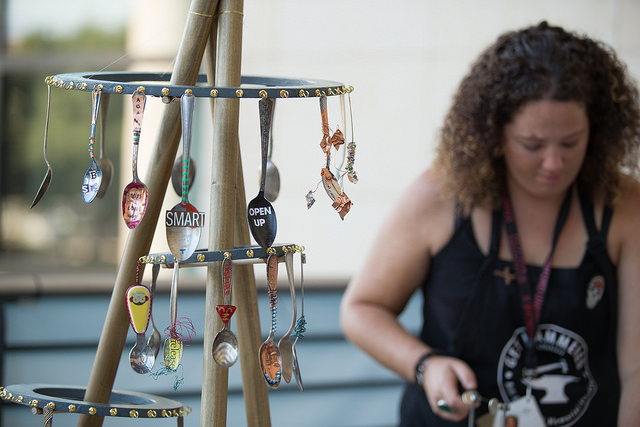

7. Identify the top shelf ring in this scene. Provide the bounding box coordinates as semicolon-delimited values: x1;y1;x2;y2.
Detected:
46;71;353;99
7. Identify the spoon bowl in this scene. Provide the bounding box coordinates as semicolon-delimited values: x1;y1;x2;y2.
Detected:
213;328;239;368
31;85;53;209
130;334;155;374
260;98;280;202
248;98;277;249
264;159;280;202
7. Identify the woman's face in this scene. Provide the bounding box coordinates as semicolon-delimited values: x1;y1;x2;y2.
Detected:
501;99;589;199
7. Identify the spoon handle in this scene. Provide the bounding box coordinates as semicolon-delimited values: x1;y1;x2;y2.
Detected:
131;91;146;181
319;94;330;167
258;98;274;193
284;252;297;336
222;255;233;307
170;262;179;330
180;93;195;204
99;93;110;158
267;253;278;333
89;89;102;160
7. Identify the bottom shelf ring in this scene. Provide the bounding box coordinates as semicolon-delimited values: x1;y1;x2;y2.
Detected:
0;384;189;419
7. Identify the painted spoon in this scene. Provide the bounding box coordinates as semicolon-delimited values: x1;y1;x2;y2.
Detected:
96;92;113;199
30;84;53;209
125;283;155;374
259;253;282;388
166;92;203;262
278;251;297;383
247;97;277;249
81;88;102;204
163;262;183;371
212;255;239;368
146;263;162;361
122;90;149;229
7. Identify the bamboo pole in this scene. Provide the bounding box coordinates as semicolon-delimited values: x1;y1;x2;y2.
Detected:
201;0;270;425
77;1;219;426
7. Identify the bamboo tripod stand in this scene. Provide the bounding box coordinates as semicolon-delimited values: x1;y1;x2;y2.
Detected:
77;0;272;426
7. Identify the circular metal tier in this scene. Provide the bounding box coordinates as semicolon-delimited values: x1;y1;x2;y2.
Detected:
46;72;352;99
1;384;189;419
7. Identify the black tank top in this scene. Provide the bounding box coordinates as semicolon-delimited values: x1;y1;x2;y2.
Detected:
399;193;619;426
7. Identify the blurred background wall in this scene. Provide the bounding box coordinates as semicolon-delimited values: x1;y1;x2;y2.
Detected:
2;0;639;282
1;1;639;426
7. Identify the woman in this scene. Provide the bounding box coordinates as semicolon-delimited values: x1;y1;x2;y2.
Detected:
341;22;640;426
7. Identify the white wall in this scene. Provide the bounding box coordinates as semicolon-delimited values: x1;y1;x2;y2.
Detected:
123;0;640;283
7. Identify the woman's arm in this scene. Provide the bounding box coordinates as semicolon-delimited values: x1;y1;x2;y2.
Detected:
340;170;477;420
608;176;640;426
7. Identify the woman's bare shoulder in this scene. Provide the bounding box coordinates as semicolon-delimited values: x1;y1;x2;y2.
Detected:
384;169;457;254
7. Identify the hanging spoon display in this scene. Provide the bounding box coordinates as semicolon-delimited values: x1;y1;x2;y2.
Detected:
278;251;297;383
122;89;149;229
30;84;53;209
258;98;280;202
147;263;162;361
164;263;184;371
126;277;155;374
259;252;282;388
247;97;277;249
96;92;113;199
81;88;103;204
212;254;239;368
166;91;204;262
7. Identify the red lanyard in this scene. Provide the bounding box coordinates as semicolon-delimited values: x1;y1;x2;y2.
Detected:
502;189;572;349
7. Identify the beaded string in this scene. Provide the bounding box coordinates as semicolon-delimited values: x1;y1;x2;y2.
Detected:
150;363;185;391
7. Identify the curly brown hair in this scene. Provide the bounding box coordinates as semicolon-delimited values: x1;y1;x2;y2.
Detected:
434;21;640;211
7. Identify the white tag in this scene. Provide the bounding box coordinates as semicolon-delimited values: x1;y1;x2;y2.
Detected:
506;396;545;427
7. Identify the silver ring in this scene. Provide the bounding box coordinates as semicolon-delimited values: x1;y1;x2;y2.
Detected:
436;399;454;413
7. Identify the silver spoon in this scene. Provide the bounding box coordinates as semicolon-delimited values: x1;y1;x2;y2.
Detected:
248;98;277;249
292;252;305;391
278;251;297;383
166;92;202;262
212;255;239;368
81;88;103;204
96;93;113;199
164;262;184;371
146;263;162;361
30;84;53;209
261;99;280;202
259;253;282;388
125;284;155;374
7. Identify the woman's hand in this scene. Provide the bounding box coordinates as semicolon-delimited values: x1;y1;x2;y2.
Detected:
422;355;478;422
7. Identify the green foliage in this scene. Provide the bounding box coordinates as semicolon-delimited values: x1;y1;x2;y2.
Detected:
13;26;125;53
